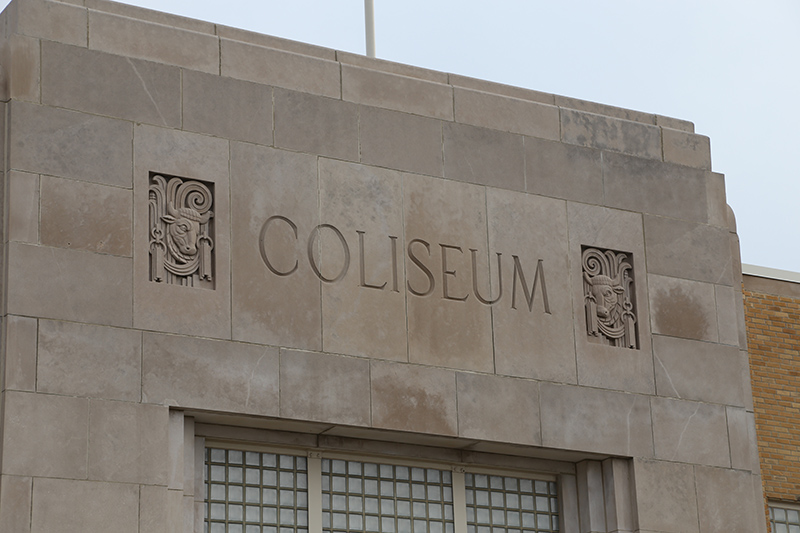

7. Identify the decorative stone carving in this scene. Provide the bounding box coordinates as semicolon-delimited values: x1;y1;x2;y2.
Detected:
582;247;637;349
149;173;214;288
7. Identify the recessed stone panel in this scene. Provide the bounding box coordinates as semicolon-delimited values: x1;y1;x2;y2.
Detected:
319;159;408;361
230;142;322;350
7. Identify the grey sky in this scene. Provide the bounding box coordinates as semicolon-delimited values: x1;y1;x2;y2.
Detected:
5;0;798;271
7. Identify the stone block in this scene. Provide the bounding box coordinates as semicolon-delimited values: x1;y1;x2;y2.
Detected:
338;50;449;84
0;34;40;102
727;407;758;471
603;152;709;224
140;484;169;533
662;127;711;169
455;372;540;445
2;390;88;478
488;188;576;383
556;95;657;124
86;0;216;33
216;24;336;60
280;349;371;426
142;332;279;416
88;400;169;484
4;315;37;392
88;10;218;73
274;88;358;160
648;274;718;342
42;41;181;127
651;397;730;467
371;360;457;436
40;175;132;256
37;319;141;401
230;142;322;350
695;466;762;533
0;475;31;533
540;384;653;457
631;459;699;533
6;242;133;328
567;202;654;394
715;284;740;346
561;108;661;159
643;214;732;285
9;101;133;188
403;174;494;373
7;171;39;244
30;478;138;533
656;114;694;132
342;64;453;120
706;172;728;228
359;105;443;176
221;39;340;98
318;159;407;361
183;70;272;145
652;335;744;407
449;73;555;105
443;122;524;191
454;88;559;140
132;125;231;339
6;0;87;46
527;139;603;208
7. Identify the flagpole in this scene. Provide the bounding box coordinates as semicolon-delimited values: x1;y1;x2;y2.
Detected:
365;0;376;57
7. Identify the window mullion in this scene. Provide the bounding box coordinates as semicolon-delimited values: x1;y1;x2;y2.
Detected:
452;468;467;533
308;452;323;533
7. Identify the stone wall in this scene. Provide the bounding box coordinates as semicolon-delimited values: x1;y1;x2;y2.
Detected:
0;0;766;532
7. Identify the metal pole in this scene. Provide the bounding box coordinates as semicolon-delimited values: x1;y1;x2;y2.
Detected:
365;0;376;57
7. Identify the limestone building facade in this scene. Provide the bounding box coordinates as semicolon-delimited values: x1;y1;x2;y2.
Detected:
0;0;767;531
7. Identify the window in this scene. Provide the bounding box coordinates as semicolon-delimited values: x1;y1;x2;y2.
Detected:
204;446;559;533
770;503;800;533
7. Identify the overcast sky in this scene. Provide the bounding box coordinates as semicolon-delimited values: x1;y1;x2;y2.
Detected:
5;0;798;272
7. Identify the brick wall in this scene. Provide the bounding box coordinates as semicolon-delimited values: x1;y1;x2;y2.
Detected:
745;278;800;505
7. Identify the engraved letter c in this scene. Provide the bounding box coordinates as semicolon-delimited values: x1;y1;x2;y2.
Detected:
259;215;299;277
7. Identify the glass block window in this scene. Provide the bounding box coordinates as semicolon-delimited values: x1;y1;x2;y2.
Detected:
770;504;800;533
465;473;559;533
205;447;309;533
321;458;454;533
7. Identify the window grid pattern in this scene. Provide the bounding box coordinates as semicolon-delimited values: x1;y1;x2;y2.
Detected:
205;448;309;533
771;505;800;533
321;458;455;533
465;473;559;533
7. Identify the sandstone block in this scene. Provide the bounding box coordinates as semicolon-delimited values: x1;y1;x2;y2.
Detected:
454;87;559;140
648;274;718;342
0;34;40;102
7;171;39;244
0;475;32;533
443;122;524;191
695;466;762;532
449;73;555;105
561;108;661;159
31;478;138;533
651;397;730;467
632;459;699;533
524;136;602;203
4;315;37;392
360;105;443;176
6;0;87;46
662;127;711;169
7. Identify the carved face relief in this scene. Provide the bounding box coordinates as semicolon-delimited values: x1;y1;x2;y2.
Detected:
149;173;215;288
582;247;637;349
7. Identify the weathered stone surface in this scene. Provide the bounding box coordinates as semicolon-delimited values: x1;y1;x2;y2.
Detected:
274;88;358;160
142;332;279;416
2;391;88;478
371;360;457;436
695;466;762;533
42;41;181;127
653;335;744;406
319;159;408;361
651;397;730;467
454;88;559;140
7;0;87;46
456;372;540;445
727;407;758;471
89;10;218;73
40;175;132;256
488;188;576;383
540;384;653;457
7;171;39;244
222;39;340;98
7;242;133;328
649;274;718;342
561;108;661;159
230;142;322;350
525;136;602;203
555;95;656;124
342;64;453;120
0;33;40;102
280;349;371;426
9;101;133;188
663;127;711;169
338;50;449;84
86;0;216;33
183;70;272;145
656;114;694;132
443;122;524;191
37;320;141;401
715;284;740;346
403;174;494;373
217;24;335;59
360;105;443;176
88;400;169;484
31;478;138;533
0;475;32;533
632;459;699;533
4;315;37;392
